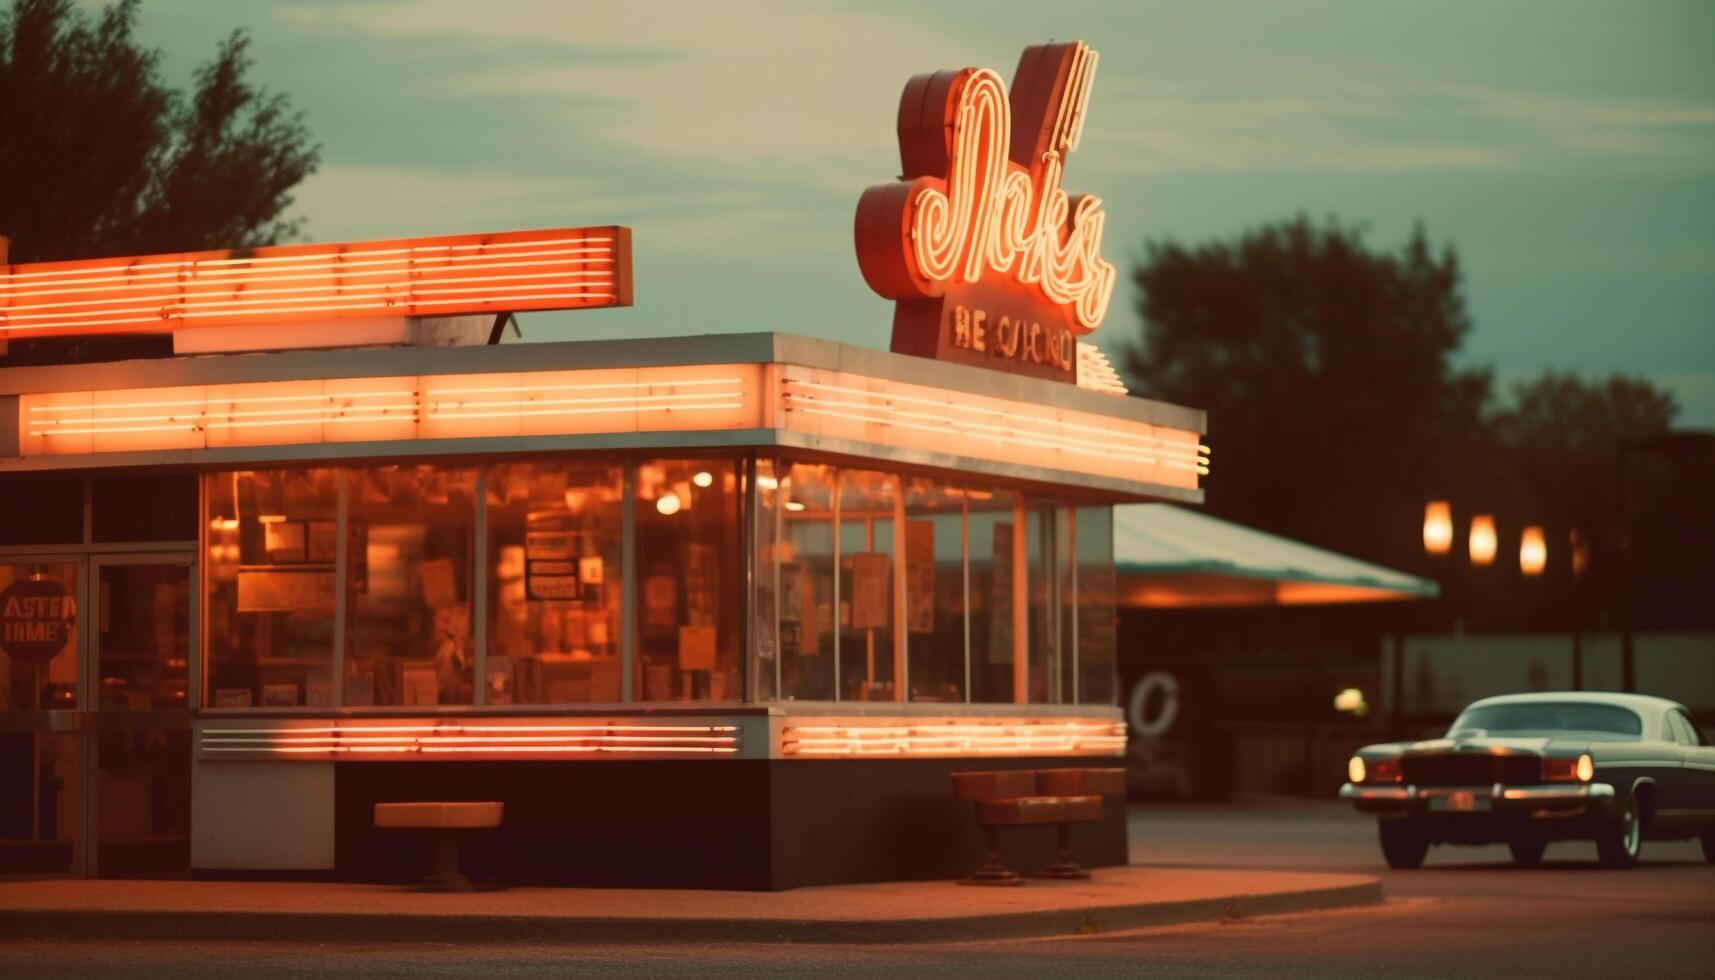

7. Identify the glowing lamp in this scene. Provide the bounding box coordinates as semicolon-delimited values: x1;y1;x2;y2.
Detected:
1333;688;1368;716
784;500;806;512
1519;525;1547;577
655;493;682;516
692;471;713;488
1469;514;1497;566
1422;501;1453;555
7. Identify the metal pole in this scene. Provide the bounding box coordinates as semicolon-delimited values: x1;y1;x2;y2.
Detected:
1617;446;1636;693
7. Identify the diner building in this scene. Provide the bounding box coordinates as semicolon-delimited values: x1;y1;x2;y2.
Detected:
0;40;1211;889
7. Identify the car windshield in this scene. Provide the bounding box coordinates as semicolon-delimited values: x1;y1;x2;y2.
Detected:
1449;702;1643;737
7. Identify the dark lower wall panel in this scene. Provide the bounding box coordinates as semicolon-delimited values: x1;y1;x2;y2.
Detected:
335;757;1127;891
336;760;775;890
769;758;1127;891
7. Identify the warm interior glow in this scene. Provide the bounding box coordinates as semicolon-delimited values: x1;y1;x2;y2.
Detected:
1519;525;1547;576
1423;501;1453;555
0;227;632;339
1469;514;1497;566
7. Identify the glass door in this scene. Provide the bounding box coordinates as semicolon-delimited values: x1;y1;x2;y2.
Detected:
90;555;194;877
0;559;86;875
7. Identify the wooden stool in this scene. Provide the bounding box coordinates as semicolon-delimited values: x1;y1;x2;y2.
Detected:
374;801;503;892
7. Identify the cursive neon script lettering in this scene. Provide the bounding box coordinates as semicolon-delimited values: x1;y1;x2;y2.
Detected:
908;69;1116;333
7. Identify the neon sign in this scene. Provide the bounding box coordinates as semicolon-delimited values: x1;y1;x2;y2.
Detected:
0;227;631;341
855;42;1116;384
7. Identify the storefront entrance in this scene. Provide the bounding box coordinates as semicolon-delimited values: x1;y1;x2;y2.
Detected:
0;554;194;877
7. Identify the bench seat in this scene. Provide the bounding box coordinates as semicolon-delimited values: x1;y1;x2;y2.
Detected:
976;795;1103;826
374;801;504;830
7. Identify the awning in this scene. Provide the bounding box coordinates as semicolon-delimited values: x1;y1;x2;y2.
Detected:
1115;504;1438;608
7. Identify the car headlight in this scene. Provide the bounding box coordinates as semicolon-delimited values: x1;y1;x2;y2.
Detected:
1576;753;1594;783
1348;756;1366;784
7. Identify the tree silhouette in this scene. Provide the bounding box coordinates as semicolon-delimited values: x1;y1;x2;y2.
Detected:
1122;216;1690;631
1121;216;1492;576
0;0;319;264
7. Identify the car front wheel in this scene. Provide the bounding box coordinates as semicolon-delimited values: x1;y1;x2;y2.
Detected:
1508;837;1547;866
1378;819;1428;869
1595;794;1642;869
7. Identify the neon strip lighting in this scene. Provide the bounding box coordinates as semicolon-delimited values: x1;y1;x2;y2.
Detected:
786;392;1199;470
781;387;1207;480
199;722;742;758
18;366;756;455
1;264;613;313
784;378;1195;458
0;237;615;283
781;720;1125;758
1;226;631;337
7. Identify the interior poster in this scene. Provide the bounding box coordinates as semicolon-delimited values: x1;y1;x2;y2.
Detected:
525;529;579;601
905;521;935;634
848;552;890;630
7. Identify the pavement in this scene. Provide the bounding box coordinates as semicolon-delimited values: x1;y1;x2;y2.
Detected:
0;864;1380;945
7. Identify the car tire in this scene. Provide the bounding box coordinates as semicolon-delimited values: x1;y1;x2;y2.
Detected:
1378;820;1429;869
1595;794;1642;869
1508;838;1547;867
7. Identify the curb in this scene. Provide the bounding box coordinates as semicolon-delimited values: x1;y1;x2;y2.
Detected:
0;879;1381;945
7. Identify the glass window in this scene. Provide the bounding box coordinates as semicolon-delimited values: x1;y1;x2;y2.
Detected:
485;461;623;705
634;460;741;701
204;469;338;708
968;487;1021;703
1026;503;1067;704
904;479;966;703
838;469;899;701
751;459;779;702
777;462;836;701
1074;506;1116;704
1450;702;1643;736
344;466;477;707
92;473;197;543
0;477;83;546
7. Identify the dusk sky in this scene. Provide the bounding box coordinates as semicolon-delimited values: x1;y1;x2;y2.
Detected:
124;0;1715;425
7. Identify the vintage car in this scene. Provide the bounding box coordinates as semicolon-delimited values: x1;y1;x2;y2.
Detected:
1341;692;1715;869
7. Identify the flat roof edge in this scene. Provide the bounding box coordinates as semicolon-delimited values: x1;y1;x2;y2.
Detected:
0;332;1205;432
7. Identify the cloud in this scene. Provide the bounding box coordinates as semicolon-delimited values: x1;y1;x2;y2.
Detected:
273;0;976;189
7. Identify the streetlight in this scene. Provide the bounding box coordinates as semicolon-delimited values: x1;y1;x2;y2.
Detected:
1519;526;1547;577
1468;515;1497;567
1423;501;1453;556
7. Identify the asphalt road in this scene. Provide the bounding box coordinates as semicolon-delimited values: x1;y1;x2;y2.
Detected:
4;799;1711;979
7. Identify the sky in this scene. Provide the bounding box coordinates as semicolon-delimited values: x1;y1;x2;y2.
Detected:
118;0;1715;425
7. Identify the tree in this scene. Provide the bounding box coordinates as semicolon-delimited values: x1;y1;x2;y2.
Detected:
1120;216;1493;576
0;0;318;264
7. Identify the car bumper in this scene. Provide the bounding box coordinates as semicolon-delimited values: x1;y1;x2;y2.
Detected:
1340;781;1616;818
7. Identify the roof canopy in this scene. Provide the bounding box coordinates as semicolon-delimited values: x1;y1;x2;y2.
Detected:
1116;504;1437;608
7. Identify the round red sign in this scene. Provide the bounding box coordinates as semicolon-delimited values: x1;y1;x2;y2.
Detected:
1;578;76;666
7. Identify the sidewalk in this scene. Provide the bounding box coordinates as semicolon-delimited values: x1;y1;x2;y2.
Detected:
0;866;1381;945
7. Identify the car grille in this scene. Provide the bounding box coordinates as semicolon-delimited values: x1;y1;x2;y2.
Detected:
1402;754;1539;787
